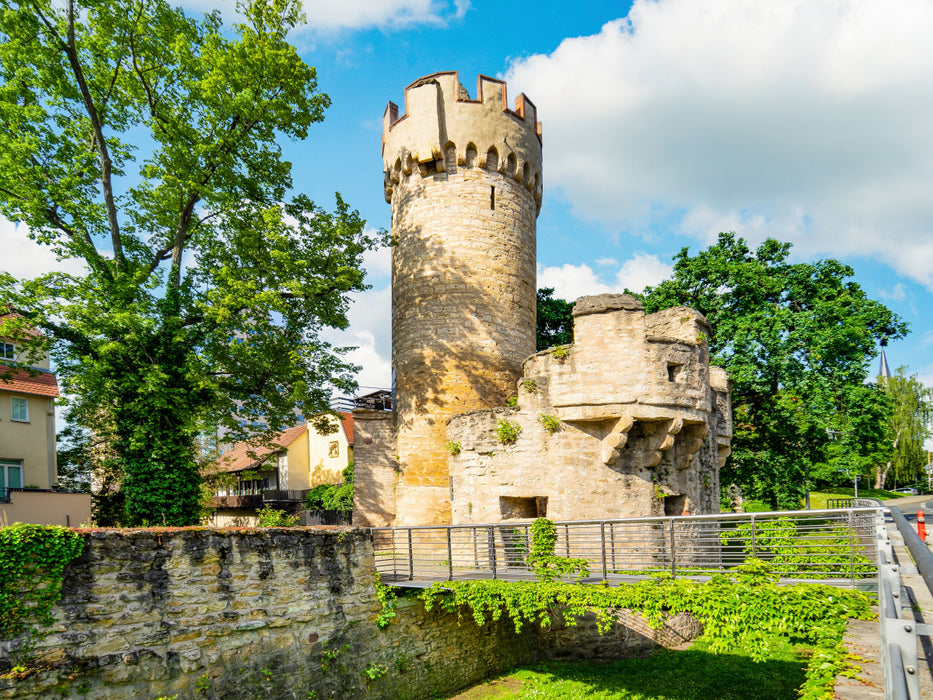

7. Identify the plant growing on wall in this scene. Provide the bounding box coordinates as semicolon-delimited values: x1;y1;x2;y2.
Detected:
496;419;522;445
446;441;461;456
538;414;561;434
0;524;85;642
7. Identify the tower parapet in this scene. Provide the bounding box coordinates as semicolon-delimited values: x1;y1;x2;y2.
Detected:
382;72;543;211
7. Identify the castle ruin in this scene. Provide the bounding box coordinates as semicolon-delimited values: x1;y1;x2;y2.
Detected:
353;72;732;528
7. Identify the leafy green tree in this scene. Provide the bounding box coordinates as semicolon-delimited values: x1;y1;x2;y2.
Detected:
55;420;93;493
536;287;574;351
640;233;906;508
875;367;933;489
0;0;376;525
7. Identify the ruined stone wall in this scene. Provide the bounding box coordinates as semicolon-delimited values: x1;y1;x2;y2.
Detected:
351;411;398;528
447;294;732;524
0;529;699;700
383;72;541;526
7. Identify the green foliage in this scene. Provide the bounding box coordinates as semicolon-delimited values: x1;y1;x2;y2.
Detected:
536;288;574;351
0;524;85;641
538;414;562;434
195;674;212;694
304;465;353;513
54;415;93;493
446;441;461;456
360;662;388;682
0;0;378;526
640;233;906;509
521;379;538;393
256;505;300;527
319;641;349;673
551;345;570;361
721;517;875;579
525;518;588;582
505;395;518;408
496;419;522;445
420;567;872;699
373;572;398;629
875;367;933;489
743;500;772;513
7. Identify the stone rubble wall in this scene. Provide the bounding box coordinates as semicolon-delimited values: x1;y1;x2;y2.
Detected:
0;528;700;700
448;295;731;524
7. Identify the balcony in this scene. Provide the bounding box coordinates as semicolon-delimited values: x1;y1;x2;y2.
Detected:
210;494;263;509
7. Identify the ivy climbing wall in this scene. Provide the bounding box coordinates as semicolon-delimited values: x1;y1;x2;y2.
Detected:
0;528;699;699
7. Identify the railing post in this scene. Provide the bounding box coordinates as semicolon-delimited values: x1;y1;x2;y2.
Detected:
610;522;616;572
600;522;608;580
488;527;497;580
564;524;570;558
473;527;478;569
750;514;757;559
392;529;397;579
407;528;414;581
447;527;453;581
669;518;677;577
847;510;856;588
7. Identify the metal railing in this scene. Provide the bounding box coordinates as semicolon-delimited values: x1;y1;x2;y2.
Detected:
372;508;881;588
879;505;933;700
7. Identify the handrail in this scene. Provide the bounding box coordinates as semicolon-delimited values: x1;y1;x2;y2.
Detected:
888;505;933;598
372;507;881;531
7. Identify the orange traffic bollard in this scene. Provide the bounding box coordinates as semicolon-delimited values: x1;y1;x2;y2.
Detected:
918;510;927;542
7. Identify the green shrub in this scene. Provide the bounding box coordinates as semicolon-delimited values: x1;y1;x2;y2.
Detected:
538;414;561;434
743;499;772;513
256;506;300;527
446;441;461;456
305;464;354;512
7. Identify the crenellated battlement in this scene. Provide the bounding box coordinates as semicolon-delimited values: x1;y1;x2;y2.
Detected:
382;72;543;208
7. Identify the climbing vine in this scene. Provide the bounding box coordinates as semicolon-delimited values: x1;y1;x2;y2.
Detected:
419;523;873;700
525;518;588;582
0;523;85;641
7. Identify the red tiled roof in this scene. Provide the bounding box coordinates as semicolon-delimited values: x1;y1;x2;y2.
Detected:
0;365;59;398
339;412;353;444
215;424;307;474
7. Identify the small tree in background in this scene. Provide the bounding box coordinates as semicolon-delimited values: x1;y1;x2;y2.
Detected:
876;367;933;489
536;287;574;351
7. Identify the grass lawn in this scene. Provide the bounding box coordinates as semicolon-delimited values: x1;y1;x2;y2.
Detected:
806;487;908;509
448;636;809;700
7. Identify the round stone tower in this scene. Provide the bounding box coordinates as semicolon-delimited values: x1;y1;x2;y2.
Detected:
383;72;543;525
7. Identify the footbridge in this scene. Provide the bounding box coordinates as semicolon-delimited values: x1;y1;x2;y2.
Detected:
371;502;933;699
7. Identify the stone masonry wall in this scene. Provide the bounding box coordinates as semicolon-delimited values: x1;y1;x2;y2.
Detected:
447;295;732;525
0;528;700;700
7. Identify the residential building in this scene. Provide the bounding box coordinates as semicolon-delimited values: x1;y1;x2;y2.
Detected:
0;316;91;526
206;413;353;526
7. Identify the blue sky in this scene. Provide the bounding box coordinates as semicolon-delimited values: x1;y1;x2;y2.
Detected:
4;0;933;417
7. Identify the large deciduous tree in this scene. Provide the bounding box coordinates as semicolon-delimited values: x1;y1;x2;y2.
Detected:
875;368;933;489
0;0;377;525
536;287;574;351
640;233;906;508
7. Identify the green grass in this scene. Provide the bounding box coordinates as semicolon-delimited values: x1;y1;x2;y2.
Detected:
806;487;908;509
449;635;809;699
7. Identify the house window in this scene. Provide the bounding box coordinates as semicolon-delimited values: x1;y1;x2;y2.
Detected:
328;441;339;458
10;397;28;422
0;460;23;492
0;343;13;361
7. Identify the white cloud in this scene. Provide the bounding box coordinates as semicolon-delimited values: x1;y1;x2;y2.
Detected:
614;253;672;293
537;263;610;301
180;0;467;32
877;283;907;303
595;257;618;267
505;0;933;289
0;218;86;279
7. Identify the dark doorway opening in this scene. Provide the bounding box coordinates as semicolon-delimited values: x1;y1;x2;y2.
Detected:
499;496;548;520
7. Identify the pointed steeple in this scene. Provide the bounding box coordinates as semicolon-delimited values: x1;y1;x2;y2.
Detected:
879;345;891;380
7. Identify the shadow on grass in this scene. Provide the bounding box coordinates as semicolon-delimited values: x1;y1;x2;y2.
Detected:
452;641;808;700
